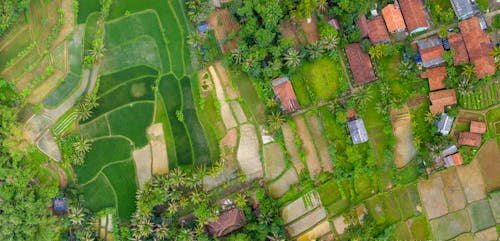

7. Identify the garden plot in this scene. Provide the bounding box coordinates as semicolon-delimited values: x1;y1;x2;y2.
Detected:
281;123;304;173
27;70;66;104
441;168;467;212
296;220;331;241
268;168;299;198
456;160;487;203
390;106;416;168
293;116;321;179
282;191;322;224
467;199;495;232
305;113;333;173
474;227;498;241
286;207;327;238
236;124;263;180
489;192;500;223
133;144;152;189
208;65;237;129
207;8;239;53
147;123;168;175
476;139;500;192
214;62;239;100
417;174;449;219
263;143;286;181
430;209;471;240
24;114;54;142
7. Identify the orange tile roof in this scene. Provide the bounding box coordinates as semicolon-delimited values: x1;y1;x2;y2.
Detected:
382;4;406;32
448;33;469;65
451;152;463;166
429;89;457;114
458;132;482;147
272;77;300;113
356;15;369;38
421;67;447;91
419;37;445;68
345;43;376;85
368;16;390;44
398;0;429;33
459;17;496;78
470;121;486;134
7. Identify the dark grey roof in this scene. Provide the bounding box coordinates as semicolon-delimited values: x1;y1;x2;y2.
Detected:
272;77;289;86
436;113;454;136
450;0;474;19
417;37;442;50
347;119;369;144
53;198;67;213
441;144;458;157
422;58;445;68
443;155;455;167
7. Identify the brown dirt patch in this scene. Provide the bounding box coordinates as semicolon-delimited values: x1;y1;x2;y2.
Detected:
263;143;286;181
208;65;237;129
293;116;321;179
281;123;304;173
147;123;168;175
407;95;427;109
440;168;466;212
280;22;302;48
305;114;333;173
474;227;498;241
456;160;487;203
51;0;74;49
390;106;417;168
296;220;331;241
268;168;299;198
37;131;61;161
286;207;327;238
27;69;65;104
417;174;449;219
207;8;239;53
476;139;500;192
220;128;237;148
282;191;322;224
279;16;319;48
133;144;152;189
299;16;320;44
333;215;348;235
15;56;51;90
236;124;263;180
457;112;485;123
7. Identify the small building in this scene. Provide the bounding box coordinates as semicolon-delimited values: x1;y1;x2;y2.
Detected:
52;197;67;216
367;16;390;44
459;16;496;78
448;33;469;65
429;89;457;114
356;15;369;38
450;0;475;20
272;77;300;113
458;132;482;147
206;208;245;238
443;152;464;167
436;113;454;136
470;121;486;134
382;4;406;33
398;0;430;34
198;21;209;33
347;119;369;144
421;67;447;91
417;37;445;68
441;144;458;157
344;43;376;85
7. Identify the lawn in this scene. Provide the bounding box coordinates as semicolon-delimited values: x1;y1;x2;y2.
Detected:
291;57;348;107
459;82;498;110
102;160;138;219
107;102;154;147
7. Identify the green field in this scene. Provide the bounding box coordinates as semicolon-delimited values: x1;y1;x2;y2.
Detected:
459;82;498;110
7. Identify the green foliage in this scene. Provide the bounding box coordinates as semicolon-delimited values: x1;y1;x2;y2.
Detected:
0;0;30;36
493;14;500;30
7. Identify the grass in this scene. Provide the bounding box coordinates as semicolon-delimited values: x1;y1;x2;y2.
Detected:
459;82;498;110
83;12;100;53
430;209;471;240
68;27;84;75
43;73;81;108
468;199;495;232
393;186;417;220
391;222;412;240
155;95;178;168
486;107;500;144
107;102;154;147
395;161;419;184
98;65;158;94
77;0;100;24
408;215;430;240
102;160;138;220
316;179;341;206
79;115;110;138
231;68;266;122
81;173;116;213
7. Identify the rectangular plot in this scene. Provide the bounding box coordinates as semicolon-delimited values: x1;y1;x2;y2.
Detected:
430;209;471;241
99;66;157;95
293;116;321;179
164;2;185;77
286;207;327;238
468;199;495;232
456;160;487;203
418;175;448;219
281;123;304;173
83;12;100;52
408;216;430;240
77;0;100;24
155;96;177;168
79;116;110;139
68;25;84;75
441;168;466;212
305;113;333;173
103;160;138;220
81;173;116;213
42;73;81;108
394;186;418;220
282;191;321;224
108;102;154;147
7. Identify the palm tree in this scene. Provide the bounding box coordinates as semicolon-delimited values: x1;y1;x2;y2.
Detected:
320;34;338;51
231;48;244;65
424;111;436;123
234;192;247;209
462;64;475;78
353;87;373;110
154;223;170;241
267;233;286;241
283;48;301;68
368;45;384;59
399;61;414;78
306;42;323;60
327;100;341;112
375;102;388;116
191;189;205;205
317;0;328;13
209;159;225;177
68;206;86;226
169;167;186;188
491;46;500;60
76;102;92;121
74;137;91;155
267;111;286;130
458;80;474;95
83;94;99;109
413;135;422;149
187;32;202;47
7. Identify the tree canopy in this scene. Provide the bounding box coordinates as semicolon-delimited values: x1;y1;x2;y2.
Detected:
0;0;30;36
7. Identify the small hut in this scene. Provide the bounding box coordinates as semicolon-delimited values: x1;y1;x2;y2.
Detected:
206;208;246;238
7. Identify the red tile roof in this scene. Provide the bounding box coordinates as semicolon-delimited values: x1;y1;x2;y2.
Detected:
272;77;300;113
451;152;464;166
421;67;447;91
419;37;445;67
368;16;390;44
398;0;429;33
458;132;482;147
356;15;369;38
470;121;486;134
206;208;245;237
459;17;496;78
345;43;376;85
382;4;406;32
429;89;457;114
448;33;469;65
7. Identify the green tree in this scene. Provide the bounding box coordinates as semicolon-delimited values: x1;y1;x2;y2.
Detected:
283;48;301;68
291;0;318;20
368;45;384;59
462;63;475;78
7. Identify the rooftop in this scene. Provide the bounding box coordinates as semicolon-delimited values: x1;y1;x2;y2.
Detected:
206;208;245;237
417;37;445;68
398;0;430;33
382;4;406;33
421;67;447;91
429;89;457;114
344;43;376;85
347;118;369;144
436;113;454;136
367;15;390;44
470;121;486;134
356;15;369;38
443;152;464;167
459;16;496;78
447;33;469;65
272;77;300;113
450;0;475;19
458;132;482;147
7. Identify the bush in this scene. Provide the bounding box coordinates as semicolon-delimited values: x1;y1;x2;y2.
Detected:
493;14;500;30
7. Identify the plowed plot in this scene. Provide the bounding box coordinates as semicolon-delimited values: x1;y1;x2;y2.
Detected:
133;144;152;188
456;160;487;203
268;168;299;198
207;8;239;53
296;220;331;241
263;143;286;181
441;168;466;212
429;209;471;241
305;113;333;173
281;123;304;173
293;116;321;179
236;124;263;180
476;139;500;192
418;175;448;219
390;106;416;168
467;199;495;232
286;207;327;238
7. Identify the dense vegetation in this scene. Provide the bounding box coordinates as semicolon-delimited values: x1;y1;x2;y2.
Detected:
0;0;30;36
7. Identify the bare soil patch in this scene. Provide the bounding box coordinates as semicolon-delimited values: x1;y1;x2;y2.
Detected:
474;227;498;241
305;114;333;173
456;160;487;203
299;16;320;44
429;209;471;241
208;66;237;129
230;101;247;124
24;114;54;142
286;207;327;238
263;143;286;181
202;160;239;191
390;106;417;168
441;168;466;212
207;8;239;53
147;123;168;175
476;139;500;192
220;128;237;148
15;56;51;90
268;168;299;199
51;0;74;48
296;220;331;241
417;174;449;219
236;124;263;180
407;95;427;108
281;123;304;173
133;144;152;189
280;22;302;48
214;62;239;99
293;116;321;179
37;132;61;161
333;215;348;235
282;191;322;224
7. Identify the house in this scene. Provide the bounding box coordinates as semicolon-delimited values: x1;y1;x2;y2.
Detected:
459;16;496;78
450;0;475;20
347;119;369;144
198;21;209;33
443;152;464;167
458;132;482;147
470;121;487;134
448;33;469;65
398;0;430;34
429;89;457;114
206;208;245;238
441;144;458;157
421;67;447;91
52;197;67;216
436;113;454;136
272;77;300;113
382;4;406;33
356;15;369;38
367;15;390;44
417;37;445;68
344;43;376;85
